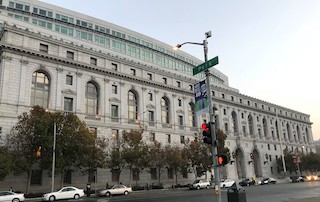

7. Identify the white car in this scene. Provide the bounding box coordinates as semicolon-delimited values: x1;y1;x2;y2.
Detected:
42;186;85;201
220;179;236;188
0;191;25;202
96;185;132;197
189;179;211;190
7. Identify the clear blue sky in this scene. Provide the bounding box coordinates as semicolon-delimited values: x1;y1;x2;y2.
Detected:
42;0;320;140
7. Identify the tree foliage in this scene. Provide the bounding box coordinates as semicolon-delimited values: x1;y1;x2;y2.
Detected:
6;106;107;193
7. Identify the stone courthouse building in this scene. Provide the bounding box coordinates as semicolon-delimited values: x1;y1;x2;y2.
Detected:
0;0;314;192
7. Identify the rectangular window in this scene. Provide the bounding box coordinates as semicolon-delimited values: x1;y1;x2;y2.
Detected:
268;144;270;150
64;97;73;111
222;94;225;99
167;168;173;179
130;68;136;76
132;169;139;181
150;132;155;142
163;77;167;84
111;169;120;182
39;43;48;53
112;85;118;94
151;168;157;180
189;85;193;91
178;115;183;126
148;92;153;101
148;111;154;126
67;51;74;60
167;134;171;143
180;135;185;144
177;81;181;88
178;99;182;107
31;170;42;185
147;73;152;80
111;105;119;118
66;75;73;85
90;57;97;65
64;170;72;184
111;63;118;71
274;145;277;150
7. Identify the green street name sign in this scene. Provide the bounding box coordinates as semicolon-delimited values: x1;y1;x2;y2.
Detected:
193;56;219;75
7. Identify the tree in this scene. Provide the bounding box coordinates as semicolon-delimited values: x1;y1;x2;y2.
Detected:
0;144;13;180
183;140;211;180
122;129;149;186
7;106;108;192
147;142;167;185
8;106;52;194
164;145;188;186
106;148;126;184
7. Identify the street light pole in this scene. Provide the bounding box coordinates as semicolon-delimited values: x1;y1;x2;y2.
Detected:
51;122;56;192
174;31;221;202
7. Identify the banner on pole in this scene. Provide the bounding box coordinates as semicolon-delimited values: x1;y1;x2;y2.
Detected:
194;80;208;116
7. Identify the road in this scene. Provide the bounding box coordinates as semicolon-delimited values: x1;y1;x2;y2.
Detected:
27;181;320;202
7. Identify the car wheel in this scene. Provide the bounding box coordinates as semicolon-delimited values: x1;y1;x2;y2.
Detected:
74;194;80;200
49;196;55;202
12;198;20;202
206;185;210;189
196;186;200;190
105;192;111;197
223;184;226;188
124;191;129;196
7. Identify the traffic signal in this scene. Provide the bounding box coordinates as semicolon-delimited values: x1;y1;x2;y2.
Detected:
202;122;212;145
217;154;228;166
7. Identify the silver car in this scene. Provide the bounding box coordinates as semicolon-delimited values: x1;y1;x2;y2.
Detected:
0;191;25;202
96;185;132;197
189;179;211;190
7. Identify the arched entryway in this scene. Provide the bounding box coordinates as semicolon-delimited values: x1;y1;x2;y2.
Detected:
252;149;262;177
235;148;246;179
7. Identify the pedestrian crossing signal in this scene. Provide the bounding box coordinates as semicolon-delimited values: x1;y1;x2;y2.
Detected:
218;154;228;166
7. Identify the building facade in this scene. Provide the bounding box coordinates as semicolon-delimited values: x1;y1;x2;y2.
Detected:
0;0;314;192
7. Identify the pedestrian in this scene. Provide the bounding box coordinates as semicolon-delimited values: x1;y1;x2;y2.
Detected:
9;187;13;192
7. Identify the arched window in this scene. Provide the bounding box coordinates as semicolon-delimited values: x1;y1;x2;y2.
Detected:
31;71;50;108
85;81;99;114
128;90;138;120
188;103;195;127
161;97;169;124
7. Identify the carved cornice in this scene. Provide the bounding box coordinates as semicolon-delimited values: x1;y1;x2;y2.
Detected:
146;104;155;109
176;109;184;114
61;89;76;95
109;97;121;103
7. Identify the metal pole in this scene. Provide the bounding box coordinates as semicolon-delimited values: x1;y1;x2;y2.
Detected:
51;122;56;192
204;34;221;202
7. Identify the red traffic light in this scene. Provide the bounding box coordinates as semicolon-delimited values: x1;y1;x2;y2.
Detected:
201;123;208;131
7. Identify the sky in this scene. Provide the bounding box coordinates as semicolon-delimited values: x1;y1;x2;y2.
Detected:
41;0;320;140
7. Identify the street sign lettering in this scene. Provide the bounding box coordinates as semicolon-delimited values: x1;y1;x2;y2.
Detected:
193;56;219;75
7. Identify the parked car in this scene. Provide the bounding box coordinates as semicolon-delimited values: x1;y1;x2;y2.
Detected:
239;178;255;186
220;179;235;188
96;185;132;197
292;176;304;183
0;191;25;202
189;179;211;190
42;186;85;201
260;177;277;185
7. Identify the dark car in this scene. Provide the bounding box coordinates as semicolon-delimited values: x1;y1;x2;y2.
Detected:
239;178;254;186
